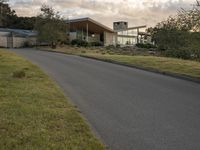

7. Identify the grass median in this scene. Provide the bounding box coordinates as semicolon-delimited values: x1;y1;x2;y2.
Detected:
0;49;105;150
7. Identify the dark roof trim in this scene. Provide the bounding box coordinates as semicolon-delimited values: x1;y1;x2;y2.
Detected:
139;32;151;36
0;28;37;37
115;25;147;32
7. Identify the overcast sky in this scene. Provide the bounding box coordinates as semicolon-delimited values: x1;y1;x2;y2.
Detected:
9;0;195;28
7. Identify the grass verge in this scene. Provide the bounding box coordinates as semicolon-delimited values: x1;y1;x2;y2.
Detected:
0;49;105;150
82;54;200;80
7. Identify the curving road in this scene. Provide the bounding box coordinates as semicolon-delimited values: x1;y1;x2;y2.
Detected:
12;49;200;150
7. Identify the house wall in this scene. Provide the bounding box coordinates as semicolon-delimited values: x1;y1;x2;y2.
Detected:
27;37;37;45
12;37;36;48
13;37;27;48
0;36;7;47
104;32;117;46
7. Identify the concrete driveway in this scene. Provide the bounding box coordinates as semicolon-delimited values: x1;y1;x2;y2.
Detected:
12;49;200;150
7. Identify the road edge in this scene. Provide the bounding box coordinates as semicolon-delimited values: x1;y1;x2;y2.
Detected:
81;55;200;84
25;48;200;84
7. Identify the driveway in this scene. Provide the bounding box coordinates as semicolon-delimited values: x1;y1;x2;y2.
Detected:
12;49;200;150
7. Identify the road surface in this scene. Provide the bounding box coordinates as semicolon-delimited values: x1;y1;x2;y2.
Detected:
12;49;200;150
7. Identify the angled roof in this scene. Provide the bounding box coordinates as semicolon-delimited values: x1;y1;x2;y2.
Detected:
67;17;115;33
0;28;37;37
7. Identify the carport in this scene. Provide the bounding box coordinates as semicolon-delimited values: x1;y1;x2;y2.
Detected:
68;18;117;46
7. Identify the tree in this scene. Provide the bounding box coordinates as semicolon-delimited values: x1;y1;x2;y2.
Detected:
35;5;68;48
0;0;17;28
147;3;200;50
11;17;36;30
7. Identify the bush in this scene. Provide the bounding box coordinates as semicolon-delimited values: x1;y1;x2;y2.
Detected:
90;42;103;46
165;49;191;60
157;45;166;51
13;70;26;78
71;39;89;47
116;44;120;48
136;43;156;49
23;41;32;48
192;49;200;60
105;45;115;50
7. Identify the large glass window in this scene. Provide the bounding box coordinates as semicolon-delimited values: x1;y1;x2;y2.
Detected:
117;29;138;45
117;37;137;45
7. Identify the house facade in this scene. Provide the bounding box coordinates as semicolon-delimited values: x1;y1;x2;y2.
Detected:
68;18;152;46
68;18;117;46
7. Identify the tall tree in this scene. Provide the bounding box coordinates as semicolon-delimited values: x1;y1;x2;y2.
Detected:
147;3;200;51
35;5;68;48
0;0;17;28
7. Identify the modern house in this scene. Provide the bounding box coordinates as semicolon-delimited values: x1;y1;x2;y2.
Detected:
68;17;152;46
0;28;37;48
0;18;151;48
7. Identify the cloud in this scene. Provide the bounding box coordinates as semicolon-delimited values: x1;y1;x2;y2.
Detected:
9;0;194;27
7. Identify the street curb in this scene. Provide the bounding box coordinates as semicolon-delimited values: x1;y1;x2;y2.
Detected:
81;55;200;84
33;48;200;84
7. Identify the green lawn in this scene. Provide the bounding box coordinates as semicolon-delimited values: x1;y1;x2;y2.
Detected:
0;49;104;150
83;54;200;79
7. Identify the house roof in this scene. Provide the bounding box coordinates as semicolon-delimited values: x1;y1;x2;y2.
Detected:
67;17;115;34
115;25;147;32
0;28;37;37
138;31;151;36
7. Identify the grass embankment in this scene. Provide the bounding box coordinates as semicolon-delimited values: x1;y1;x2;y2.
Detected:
83;54;200;79
0;49;104;150
38;46;200;80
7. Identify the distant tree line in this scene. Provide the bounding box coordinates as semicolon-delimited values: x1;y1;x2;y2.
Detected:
0;0;36;29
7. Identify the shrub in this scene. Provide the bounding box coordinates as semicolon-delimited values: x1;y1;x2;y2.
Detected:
165;49;191;60
90;42;103;46
136;43;156;49
116;44;121;48
71;39;89;47
105;45;115;50
23;41;32;48
189;49;200;61
13;70;26;78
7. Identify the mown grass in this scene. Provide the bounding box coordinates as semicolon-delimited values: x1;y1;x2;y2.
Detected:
83;54;200;79
0;49;105;150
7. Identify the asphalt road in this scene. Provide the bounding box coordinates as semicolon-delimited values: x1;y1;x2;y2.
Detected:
12;49;200;150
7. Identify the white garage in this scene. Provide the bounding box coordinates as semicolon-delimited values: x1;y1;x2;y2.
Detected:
0;28;37;48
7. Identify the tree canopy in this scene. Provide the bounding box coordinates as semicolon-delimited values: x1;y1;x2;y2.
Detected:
34;5;68;48
147;4;200;60
0;0;16;27
0;0;36;29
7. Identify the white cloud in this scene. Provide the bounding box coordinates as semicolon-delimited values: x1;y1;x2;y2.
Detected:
9;0;195;27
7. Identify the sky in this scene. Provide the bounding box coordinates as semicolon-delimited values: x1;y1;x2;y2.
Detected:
9;0;195;28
